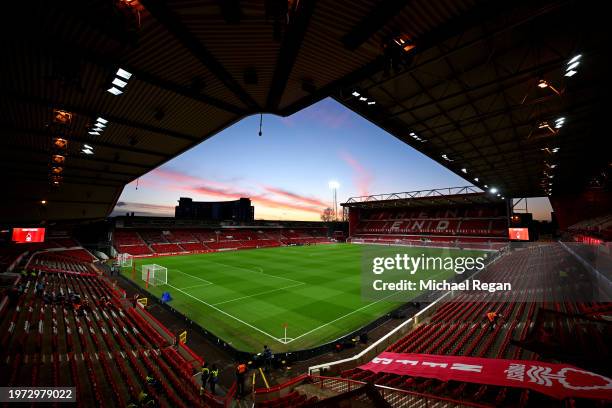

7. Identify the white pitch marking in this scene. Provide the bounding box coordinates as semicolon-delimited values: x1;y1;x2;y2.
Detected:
284;290;402;344
201;259;304;285
165;283;283;344
212;283;305;306
178;283;213;291
172;269;213;285
285;269;451;344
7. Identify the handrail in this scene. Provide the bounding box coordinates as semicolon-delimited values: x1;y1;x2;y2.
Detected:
252;374;493;407
310;375;493;407
254;373;309;394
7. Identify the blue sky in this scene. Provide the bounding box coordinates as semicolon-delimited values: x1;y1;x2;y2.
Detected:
113;98;552;221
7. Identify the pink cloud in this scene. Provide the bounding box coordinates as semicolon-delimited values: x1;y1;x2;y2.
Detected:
153;168;325;216
263;186;328;207
339;151;374;196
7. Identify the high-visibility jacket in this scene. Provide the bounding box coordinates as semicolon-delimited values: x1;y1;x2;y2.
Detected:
201;367;210;379
236;364;247;374
210;369;219;382
486;312;498;322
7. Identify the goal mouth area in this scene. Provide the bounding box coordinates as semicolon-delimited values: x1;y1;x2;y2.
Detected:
118;253;133;267
141;264;168;287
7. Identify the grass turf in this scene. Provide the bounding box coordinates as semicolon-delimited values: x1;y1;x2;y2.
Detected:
122;243;488;353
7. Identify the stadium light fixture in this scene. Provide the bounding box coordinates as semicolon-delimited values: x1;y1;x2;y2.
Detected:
112;77;128;88
359;96;368;101
409;131;426;142
367;101;376;105
41;200;47;205
96;117;108;124
352;91;360;97
107;87;123;95
489;187;498;194
116;68;132;80
537;79;561;95
496;193;501;197
461;168;467;173
565;55;581;77
88;131;100;136
566;61;580;71
474;177;479;182
441;154;453;162
554;117;565;129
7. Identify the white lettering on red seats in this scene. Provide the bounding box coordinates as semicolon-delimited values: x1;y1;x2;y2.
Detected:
422;362;448;368
451;363;483;373
396;360;418;366
436;220;449;230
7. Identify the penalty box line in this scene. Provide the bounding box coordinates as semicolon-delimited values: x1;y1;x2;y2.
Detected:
284;269;452;344
212;282;305;306
164;282;284;344
171;269;213;286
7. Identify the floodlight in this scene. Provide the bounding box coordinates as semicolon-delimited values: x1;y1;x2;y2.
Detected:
116;68;132;80
565;70;577;77
107;87;123;95
566;61;580;71
96;117;108;124
112;78;128;88
568;54;581;64
489;187;498;194
352;91;360;97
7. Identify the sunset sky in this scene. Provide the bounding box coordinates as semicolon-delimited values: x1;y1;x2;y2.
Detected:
113;98;552;221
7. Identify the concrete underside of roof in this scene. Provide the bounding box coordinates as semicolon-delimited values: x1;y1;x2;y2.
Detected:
1;0;608;223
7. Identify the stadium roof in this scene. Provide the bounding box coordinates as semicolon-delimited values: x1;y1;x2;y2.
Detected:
342;186;501;209
2;0;608;222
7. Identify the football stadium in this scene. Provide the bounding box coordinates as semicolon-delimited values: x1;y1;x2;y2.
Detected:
1;1;611;407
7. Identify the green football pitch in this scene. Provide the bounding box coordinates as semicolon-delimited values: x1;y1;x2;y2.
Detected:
122;244;488;352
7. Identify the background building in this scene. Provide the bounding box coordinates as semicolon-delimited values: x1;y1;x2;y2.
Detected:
175;197;254;222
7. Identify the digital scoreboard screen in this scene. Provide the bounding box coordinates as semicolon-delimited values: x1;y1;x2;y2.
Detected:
12;227;46;243
508;228;529;241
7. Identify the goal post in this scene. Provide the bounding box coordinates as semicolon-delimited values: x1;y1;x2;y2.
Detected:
141;264;168;287
118;253;133;268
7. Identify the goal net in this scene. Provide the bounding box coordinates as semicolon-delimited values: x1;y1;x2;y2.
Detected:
142;264;167;287
118;253;133;267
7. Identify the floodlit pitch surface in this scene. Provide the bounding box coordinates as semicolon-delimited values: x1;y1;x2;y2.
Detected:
122;244;488;352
